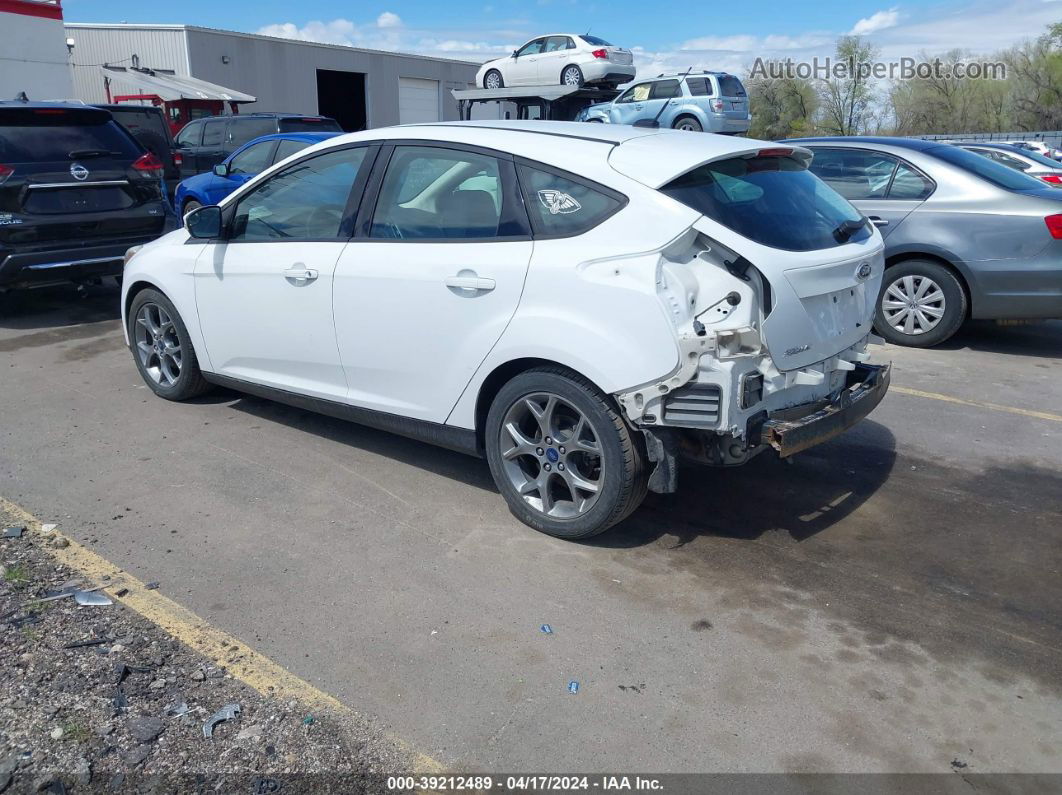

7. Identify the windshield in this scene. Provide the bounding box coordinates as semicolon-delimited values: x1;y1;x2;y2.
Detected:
580;35;613;46
661;154;871;252
928;145;1049;191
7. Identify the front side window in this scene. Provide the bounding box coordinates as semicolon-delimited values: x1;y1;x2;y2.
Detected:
370;146;517;240
662;153;871;252
175;121;202;147
650;80;681;100
516;39;545;57
618;84;651;103
517;163;625;238
228;140;275;176
230;147;368;241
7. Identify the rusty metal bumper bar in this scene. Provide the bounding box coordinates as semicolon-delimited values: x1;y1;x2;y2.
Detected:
762;362;891;458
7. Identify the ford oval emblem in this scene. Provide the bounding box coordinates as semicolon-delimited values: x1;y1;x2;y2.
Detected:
856;261;872;280
70;163;90;181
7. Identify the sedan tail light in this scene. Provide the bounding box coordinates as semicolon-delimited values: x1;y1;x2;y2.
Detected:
0;164;12;186
1040;174;1062;185
1045;214;1062;239
591;48;608;59
132;152;165;178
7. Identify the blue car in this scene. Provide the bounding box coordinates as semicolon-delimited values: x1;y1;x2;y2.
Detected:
174;132;342;215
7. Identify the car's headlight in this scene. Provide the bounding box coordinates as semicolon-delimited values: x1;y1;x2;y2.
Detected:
123;245;143;268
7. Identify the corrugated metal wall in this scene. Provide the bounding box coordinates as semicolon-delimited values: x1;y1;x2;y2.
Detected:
184;28;478;126
65;25;190;104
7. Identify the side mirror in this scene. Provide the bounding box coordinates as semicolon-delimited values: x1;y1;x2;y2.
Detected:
185;205;223;239
511;50;518;58
213;163;230;177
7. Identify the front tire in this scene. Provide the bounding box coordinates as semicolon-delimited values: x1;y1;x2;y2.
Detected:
182;199;202;217
561;65;584;87
485;367;647;539
128;288;212;400
874;260;967;347
483;70;504;90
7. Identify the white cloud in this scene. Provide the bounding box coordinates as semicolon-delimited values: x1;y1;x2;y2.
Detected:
850;8;900;36
376;12;402;29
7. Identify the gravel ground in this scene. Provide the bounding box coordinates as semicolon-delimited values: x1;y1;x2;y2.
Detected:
0;507;412;794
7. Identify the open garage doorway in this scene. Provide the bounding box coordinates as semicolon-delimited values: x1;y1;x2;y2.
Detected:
316;69;367;132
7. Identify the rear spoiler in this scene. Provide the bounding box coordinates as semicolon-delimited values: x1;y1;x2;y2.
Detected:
608;137;813;189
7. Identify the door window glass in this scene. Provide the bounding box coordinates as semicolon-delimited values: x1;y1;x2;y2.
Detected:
887;162;935;199
516;39;545;57
230;147;368;241
201;120;226;147
228;141;275;175
175;121;202;147
544;36;569;53
370;146;509;239
650;80;681;100
618;84;651;103
517;164;624;237
807;148;898;200
273;139;313;163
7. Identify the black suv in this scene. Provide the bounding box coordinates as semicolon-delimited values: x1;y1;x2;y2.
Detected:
0;102;167;290
92;103;181;197
174;113;342;177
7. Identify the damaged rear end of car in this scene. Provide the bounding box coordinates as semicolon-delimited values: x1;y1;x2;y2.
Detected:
608;139;889;492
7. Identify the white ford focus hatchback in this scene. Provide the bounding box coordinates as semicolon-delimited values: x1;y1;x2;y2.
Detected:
122;121;890;539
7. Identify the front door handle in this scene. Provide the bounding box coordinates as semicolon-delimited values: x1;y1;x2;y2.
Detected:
868;216;889;227
445;274;496;292
284;266;319;284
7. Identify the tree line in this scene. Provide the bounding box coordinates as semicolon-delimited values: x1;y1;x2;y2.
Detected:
744;22;1062;140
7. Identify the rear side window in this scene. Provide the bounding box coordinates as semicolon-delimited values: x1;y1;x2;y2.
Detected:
685;77;713;97
888;162;935;199
201;120;226;147
928;145;1047;192
517;163;625;238
650;80;681;100
279;117;343;133
662;154;871;252
273;139;313;162
808;148;898;200
228;140;275;175
717;76;747;97
229;118;278;146
0;116;140;163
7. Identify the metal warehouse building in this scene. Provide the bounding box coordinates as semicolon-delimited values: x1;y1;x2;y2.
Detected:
64;23;481;129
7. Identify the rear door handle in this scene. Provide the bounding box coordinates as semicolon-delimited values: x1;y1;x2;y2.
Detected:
868;216;889;227
445;275;495;292
284;266;318;283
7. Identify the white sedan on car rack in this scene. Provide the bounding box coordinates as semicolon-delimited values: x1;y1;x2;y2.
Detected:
476;34;635;89
122;121;890;539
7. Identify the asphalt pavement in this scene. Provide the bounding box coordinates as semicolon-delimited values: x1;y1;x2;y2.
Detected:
1;284;1059;773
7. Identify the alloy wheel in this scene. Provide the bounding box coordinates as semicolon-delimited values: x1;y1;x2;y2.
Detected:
134;302;183;387
485;72;501;89
562;67;582;86
881;274;946;336
499;392;603;519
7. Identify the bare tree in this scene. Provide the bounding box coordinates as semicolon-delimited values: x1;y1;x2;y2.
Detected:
818;36;880;135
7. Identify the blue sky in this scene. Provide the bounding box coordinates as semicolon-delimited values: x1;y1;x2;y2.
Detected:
65;0;1062;75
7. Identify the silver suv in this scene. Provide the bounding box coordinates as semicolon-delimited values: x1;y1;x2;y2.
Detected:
575;71;751;134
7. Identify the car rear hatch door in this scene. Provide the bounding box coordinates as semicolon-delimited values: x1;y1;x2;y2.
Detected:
716;74;748;120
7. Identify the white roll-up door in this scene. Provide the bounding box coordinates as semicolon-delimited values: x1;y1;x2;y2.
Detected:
398;77;440;123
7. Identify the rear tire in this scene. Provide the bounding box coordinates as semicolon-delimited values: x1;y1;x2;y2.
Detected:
673;116;703;132
485;367;647;539
128;288;212;401
561;65;584;87
874;260;967;347
483;70;504;89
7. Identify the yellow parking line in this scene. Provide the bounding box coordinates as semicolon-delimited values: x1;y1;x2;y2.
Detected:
891;386;1062;423
0;496;443;775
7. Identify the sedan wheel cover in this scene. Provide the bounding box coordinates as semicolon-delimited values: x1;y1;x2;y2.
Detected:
134;303;183;386
881;275;946;336
500;392;603;519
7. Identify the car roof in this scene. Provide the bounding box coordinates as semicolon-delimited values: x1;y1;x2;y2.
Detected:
324;120;806;189
246;131;342;143
785;136;946;152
